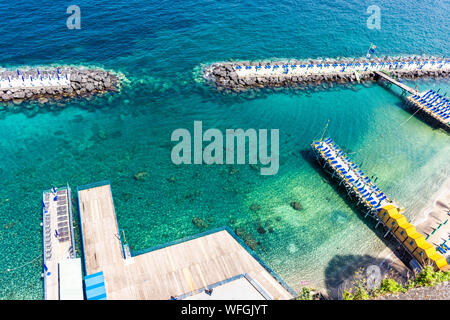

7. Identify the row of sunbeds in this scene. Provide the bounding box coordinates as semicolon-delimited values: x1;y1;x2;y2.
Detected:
234;60;449;71
410;90;450;123
313;137;389;211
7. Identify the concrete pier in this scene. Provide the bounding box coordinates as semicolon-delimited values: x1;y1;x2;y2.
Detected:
42;185;83;300
0;66;120;106
204;56;449;92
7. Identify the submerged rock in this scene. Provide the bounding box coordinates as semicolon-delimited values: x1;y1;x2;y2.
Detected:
97;130;107;140
235;227;259;251
166;176;176;183
192;217;208;229
257;226;266;234
133;171;148;181
290;201;303;211
250;203;261;212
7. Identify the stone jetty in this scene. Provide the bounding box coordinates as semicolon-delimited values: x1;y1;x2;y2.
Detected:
203;56;449;92
0;66;120;106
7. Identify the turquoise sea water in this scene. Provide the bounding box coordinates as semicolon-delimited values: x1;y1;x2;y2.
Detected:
0;0;449;299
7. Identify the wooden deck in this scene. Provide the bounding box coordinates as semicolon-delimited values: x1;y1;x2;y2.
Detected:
375;71;417;94
78;184;294;300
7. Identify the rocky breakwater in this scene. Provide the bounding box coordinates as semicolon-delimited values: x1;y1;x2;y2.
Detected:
203;56;449;93
0;66;120;107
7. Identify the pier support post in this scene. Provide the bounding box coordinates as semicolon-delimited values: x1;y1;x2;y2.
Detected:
375;218;382;228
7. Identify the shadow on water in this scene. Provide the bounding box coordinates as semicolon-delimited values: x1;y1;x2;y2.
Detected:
324;254;406;300
299;148;414;298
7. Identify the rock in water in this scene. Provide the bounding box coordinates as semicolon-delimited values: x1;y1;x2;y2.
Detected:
250;203;261;212
290;201;303;211
235;227;259;251
133;171;148;181
257;226;266;234
192;217;208;229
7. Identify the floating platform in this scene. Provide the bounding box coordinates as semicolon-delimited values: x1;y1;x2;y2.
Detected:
77;181;295;300
406;90;450;131
311;138;448;271
42;185;83;300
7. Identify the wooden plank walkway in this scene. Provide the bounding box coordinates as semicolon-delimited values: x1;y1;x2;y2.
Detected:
78;184;294;300
375;71;417;95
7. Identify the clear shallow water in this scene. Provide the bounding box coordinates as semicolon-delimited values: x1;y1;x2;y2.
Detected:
0;0;449;299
